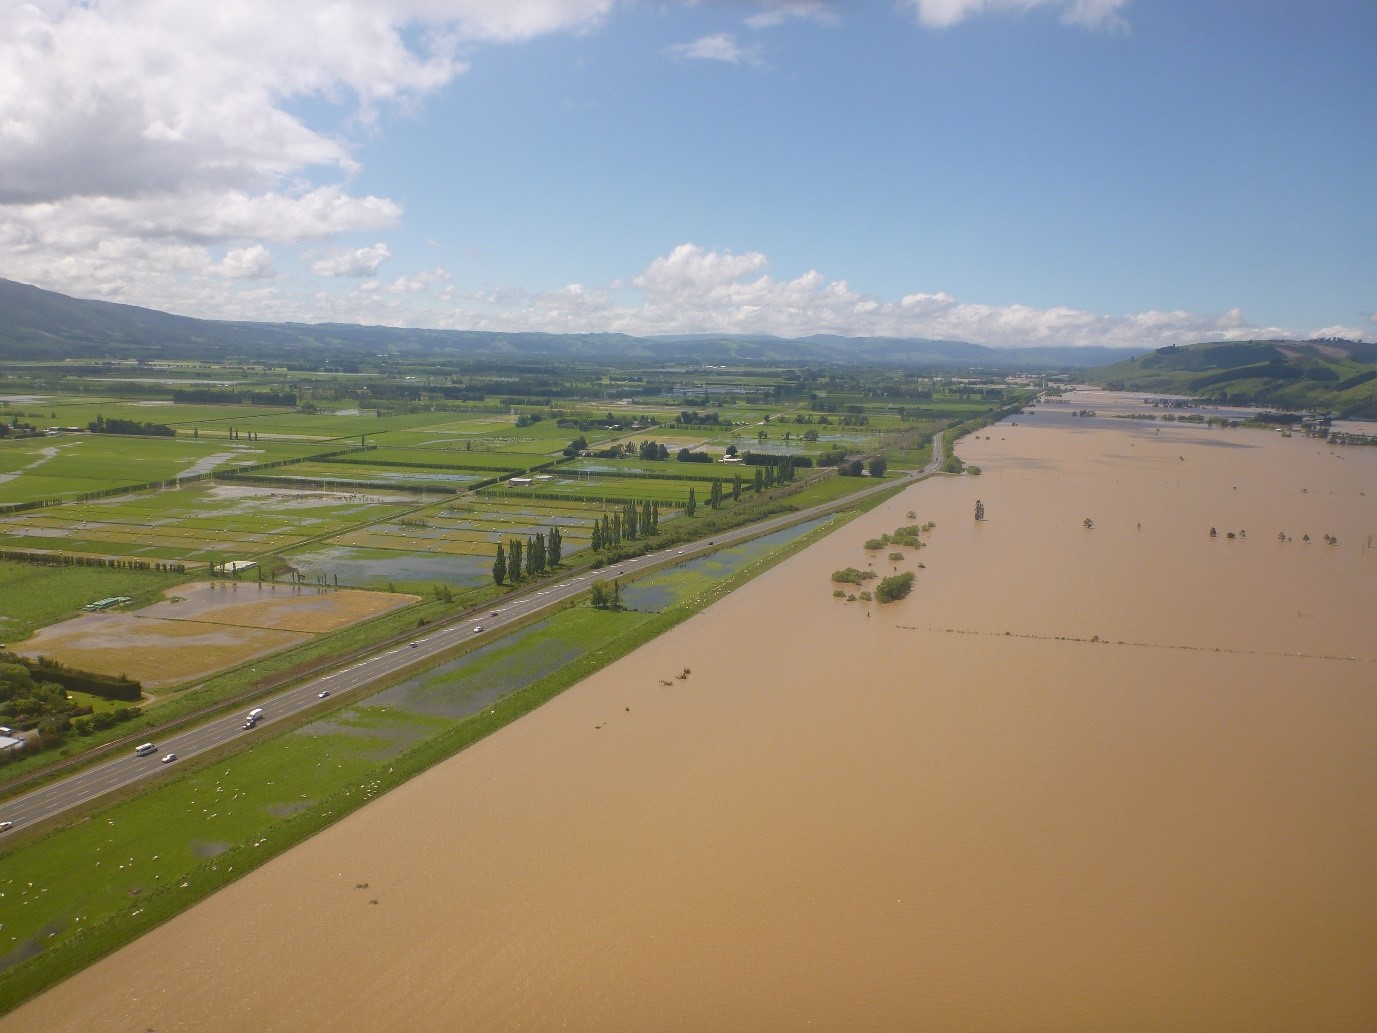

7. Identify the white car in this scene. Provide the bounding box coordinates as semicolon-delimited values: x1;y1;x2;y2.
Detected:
161;753;177;764
0;821;13;832
318;690;331;698
472;626;483;633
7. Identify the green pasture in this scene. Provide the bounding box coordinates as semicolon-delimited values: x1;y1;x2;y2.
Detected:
20;401;280;430
780;473;877;507
241;463;482;491
331;497;604;558
195;410;454;441
0;484;426;563
883;444;934;471
562;457;748;480
366;419;520;447
0;436;325;507
0;560;187;642
481;475;708;504
327;446;536;472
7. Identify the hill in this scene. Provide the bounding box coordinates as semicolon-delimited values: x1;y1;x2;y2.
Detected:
0;277;1127;369
1087;339;1377;418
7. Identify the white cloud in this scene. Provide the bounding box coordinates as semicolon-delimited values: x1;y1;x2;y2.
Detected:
745;1;839;29
384;268;452;294
668;33;763;66
218;245;277;280
0;0;614;303
1310;325;1367;341
899;0;1129;31
311;243;393;278
450;243;1319;348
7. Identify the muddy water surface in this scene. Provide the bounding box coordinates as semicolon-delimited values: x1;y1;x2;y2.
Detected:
7;417;1375;1032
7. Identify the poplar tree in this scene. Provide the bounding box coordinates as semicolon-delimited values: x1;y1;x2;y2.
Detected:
754;468;763;492
686;488;697;516
732;474;741;501
492;542;507;585
508;537;523;579
592;523;603;550
548;527;562;566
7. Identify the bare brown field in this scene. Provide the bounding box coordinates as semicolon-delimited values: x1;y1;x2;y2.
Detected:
7;411;1375;1032
131;581;417;634
14;583;415;686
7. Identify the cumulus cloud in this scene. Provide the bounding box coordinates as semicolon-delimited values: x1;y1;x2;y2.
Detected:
311;243;393;278
669;33;763;66
900;0;1129;31
218;245;277;280
0;0;614;305
447;243;1315;348
1310;325;1368;341
384;268;452;294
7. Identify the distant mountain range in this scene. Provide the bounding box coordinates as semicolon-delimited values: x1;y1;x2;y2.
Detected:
0;277;1131;368
4;280;1373;416
1087;340;1377;418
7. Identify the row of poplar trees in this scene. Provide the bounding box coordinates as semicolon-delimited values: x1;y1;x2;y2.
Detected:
592;500;660;550
492;527;563;585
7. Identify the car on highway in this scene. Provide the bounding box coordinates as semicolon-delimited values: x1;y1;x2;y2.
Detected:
491;609;501;616
409;641;419;648
472;626;483;633
135;742;157;756
243;720;257;730
161;753;177;764
318;690;331;698
0;821;13;832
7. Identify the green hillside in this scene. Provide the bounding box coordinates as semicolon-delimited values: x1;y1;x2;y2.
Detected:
1087;339;1377;418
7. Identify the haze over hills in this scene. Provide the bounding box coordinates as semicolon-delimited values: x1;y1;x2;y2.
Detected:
0;277;1134;369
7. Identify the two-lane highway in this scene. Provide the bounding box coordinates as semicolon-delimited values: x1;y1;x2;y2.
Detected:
0;435;944;834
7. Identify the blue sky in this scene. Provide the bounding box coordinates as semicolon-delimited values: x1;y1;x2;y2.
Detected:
1;0;1372;347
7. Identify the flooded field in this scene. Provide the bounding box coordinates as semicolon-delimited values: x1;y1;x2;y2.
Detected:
14;582;415;687
8;412;1375;1031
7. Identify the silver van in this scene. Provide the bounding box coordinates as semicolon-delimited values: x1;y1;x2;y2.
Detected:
135;743;157;757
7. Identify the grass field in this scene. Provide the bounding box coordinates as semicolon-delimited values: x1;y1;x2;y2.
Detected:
482;475;712;504
0;561;188;643
0;436;327;507
0;484;427;564
328;447;539;471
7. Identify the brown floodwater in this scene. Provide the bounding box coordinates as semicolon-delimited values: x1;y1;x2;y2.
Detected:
6;410;1375;1032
